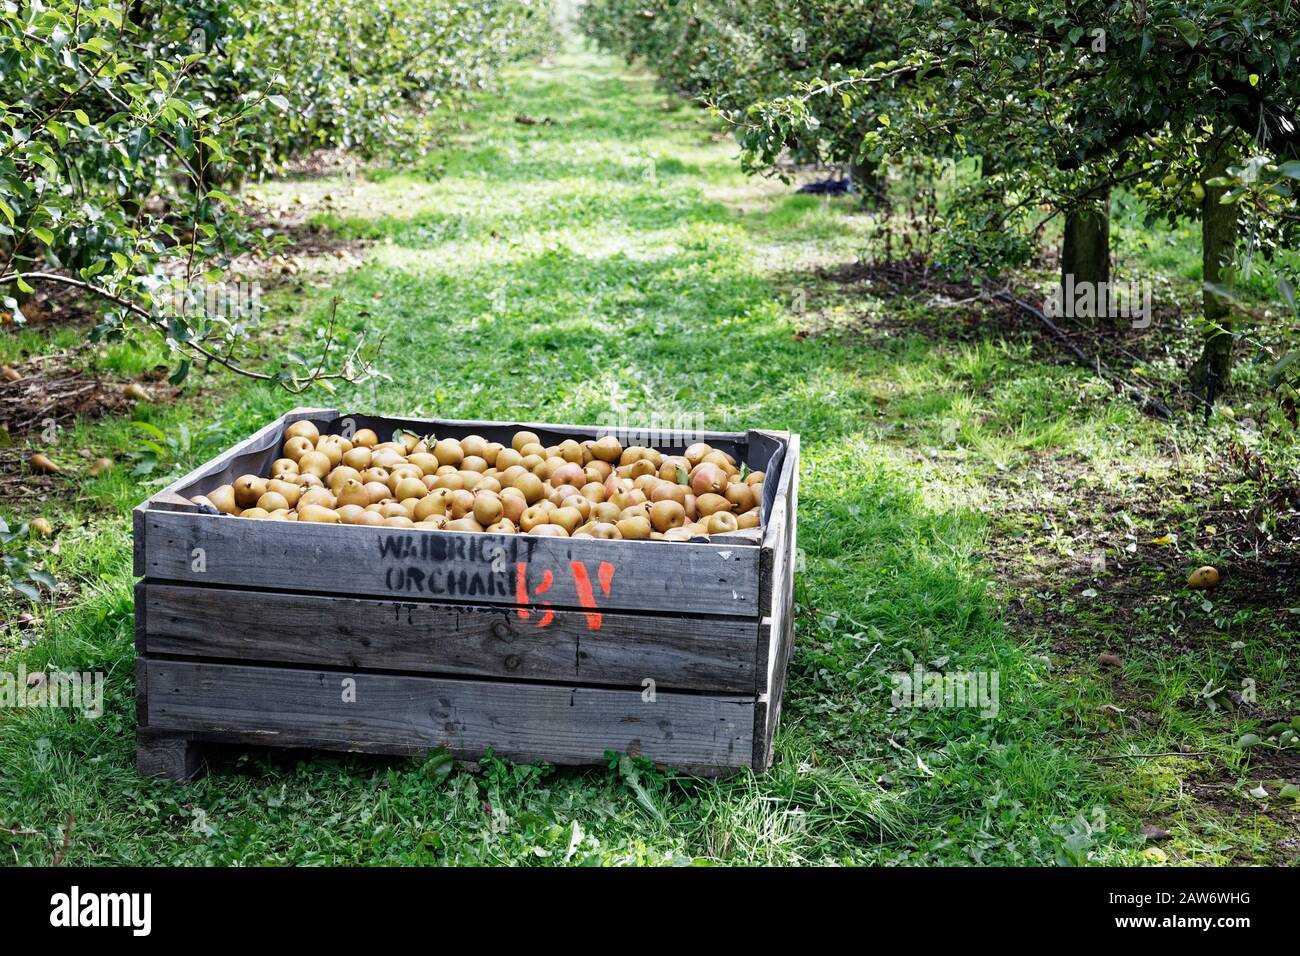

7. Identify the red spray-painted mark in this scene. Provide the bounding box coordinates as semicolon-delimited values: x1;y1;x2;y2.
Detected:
514;560;617;631
570;561;598;630
534;568;554;627
514;564;556;628
571;560;618;632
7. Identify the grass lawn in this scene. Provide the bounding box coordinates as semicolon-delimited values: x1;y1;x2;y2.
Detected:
2;44;1296;866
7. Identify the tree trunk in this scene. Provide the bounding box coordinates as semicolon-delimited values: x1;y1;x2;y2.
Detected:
979;152;1004;209
850;160;887;208
1061;190;1110;294
1190;141;1236;404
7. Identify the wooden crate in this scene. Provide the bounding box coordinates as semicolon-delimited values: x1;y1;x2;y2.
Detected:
133;409;799;780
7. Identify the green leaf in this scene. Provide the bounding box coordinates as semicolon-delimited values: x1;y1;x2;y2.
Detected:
130;420;168;442
0;197;13;226
1170;18;1201;47
32;152;58;176
197;136;225;162
617;754;665;822
28;569;56;590
30;225;54;246
1268;351;1300;387
420;747;457;787
90;5;123;27
126;127;147;164
1237;733;1262;748
132;454;159;477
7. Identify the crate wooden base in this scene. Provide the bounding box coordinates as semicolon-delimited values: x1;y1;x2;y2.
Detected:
136;659;754;778
133;410;798;781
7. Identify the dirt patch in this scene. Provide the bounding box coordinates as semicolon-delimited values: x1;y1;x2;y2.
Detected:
819;256;990;301
977;450;1299;863
0;352;180;442
977;436;1300;859
280;147;361;180
796;256;1211;418
0;449;64;502
791;256;1022;341
236;203;373;281
1186;744;1300;863
0;363;132;438
282;227;373;262
984;444;1300;651
0;279;104;333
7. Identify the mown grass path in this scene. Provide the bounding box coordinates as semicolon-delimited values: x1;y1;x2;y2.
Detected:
3;47;1286;865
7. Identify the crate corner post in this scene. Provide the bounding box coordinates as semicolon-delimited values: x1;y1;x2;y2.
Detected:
136;731;206;783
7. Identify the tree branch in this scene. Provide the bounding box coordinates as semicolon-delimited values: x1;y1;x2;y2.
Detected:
1;270;375;391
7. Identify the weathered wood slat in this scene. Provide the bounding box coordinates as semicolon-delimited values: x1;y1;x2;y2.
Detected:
143;659;754;771
148;406;335;506
755;538;796;768
754;503;788;694
141;583;757;693
134;653;148;729
331;413;751;447
753;435;799;769
755;433;798;683
766;434;800;758
138;510;762;616
134;408;338;552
